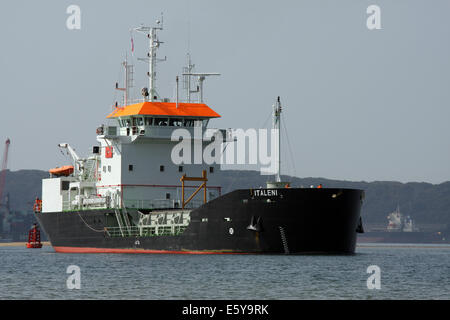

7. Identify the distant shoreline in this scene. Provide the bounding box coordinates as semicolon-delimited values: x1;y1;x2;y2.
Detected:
0;242;51;247
357;243;450;249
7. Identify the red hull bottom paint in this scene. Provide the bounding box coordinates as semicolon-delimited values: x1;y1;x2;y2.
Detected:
53;246;249;254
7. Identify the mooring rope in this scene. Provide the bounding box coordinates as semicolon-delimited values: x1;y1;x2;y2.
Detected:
77;212;106;233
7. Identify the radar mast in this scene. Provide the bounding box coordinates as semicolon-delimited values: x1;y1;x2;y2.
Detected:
132;14;166;102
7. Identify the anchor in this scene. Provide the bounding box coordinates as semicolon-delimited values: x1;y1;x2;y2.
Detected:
247;215;263;232
356;216;364;233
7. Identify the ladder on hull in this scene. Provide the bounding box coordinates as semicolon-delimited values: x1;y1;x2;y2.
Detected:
115;208;125;237
113;192;132;237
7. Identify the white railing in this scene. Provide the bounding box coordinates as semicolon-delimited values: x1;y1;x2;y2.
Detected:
123;199;203;209
61;197;203;212
105;225;188;237
117;98;202;106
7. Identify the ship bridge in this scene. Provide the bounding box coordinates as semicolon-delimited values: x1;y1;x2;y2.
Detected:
101;101;222;139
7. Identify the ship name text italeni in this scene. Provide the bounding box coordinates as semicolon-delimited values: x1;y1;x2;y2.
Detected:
253;189;278;197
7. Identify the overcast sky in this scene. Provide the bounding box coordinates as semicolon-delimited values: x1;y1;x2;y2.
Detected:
1;0;450;184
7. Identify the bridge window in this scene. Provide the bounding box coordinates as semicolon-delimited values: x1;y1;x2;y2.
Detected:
137;117;144;126
160;165;165;172
155;118;168;126
178;166;183;172
144;117;153;126
166;193;171;199
128;165;134;171
184;119;194;127
169;118;182;126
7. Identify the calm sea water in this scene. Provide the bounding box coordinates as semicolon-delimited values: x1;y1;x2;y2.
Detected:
0;244;449;300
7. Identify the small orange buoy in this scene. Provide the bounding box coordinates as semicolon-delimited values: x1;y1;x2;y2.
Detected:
26;223;43;248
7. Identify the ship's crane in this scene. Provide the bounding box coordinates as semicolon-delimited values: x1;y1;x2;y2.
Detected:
57;143;100;183
58;143;84;177
58;143;80;162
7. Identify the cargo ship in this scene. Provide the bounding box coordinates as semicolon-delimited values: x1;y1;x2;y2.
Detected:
357;206;448;244
35;19;365;254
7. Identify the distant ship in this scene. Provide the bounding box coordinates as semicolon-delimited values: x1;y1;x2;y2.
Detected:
357;206;448;244
34;18;365;254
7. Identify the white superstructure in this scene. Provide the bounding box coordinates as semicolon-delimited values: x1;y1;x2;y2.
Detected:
42;18;228;213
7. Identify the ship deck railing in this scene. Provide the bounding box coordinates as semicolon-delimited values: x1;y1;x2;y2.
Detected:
123;199;203;210
60;199;204;212
121;98;205;105
105;225;188;238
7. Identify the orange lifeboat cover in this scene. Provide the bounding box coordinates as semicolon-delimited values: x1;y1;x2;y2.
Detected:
49;165;74;177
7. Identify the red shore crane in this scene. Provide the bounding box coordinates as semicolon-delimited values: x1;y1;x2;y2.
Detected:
0;138;10;208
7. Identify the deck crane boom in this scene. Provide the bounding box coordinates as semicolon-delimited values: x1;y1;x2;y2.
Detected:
58;143;80;162
58;143;84;177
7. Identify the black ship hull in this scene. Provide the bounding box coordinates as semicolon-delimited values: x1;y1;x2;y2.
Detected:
36;188;364;254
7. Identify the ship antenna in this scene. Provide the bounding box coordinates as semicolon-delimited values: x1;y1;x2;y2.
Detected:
274;96;282;183
115;54;134;107
183;53;195;102
133;13;166;102
182;56;220;104
176;76;179;109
